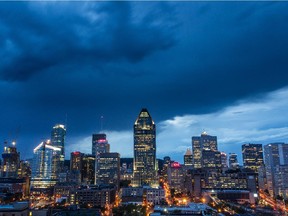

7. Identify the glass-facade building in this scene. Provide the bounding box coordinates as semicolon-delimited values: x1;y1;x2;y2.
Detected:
92;133;110;184
96;152;120;187
184;148;193;168
264;143;288;196
92;134;110;156
242;143;264;172
51;124;66;174
31;140;61;189
133;108;158;187
192;132;219;169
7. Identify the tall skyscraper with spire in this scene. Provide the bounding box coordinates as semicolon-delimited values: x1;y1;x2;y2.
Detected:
133;108;158;187
51;124;66;174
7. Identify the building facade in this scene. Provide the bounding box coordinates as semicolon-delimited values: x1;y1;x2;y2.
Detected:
242;143;264;172
133;108;158;187
96;152;120;187
167;162;184;193
184;148;193;169
70;152;95;185
31;140;61;189
92;134;110;157
51;124;66;174
1;142;20;178
192;132;219;170
69;185;116;208
264;143;288;197
228;153;239;169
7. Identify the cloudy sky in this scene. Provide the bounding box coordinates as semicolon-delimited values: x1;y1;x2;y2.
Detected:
1;2;288;163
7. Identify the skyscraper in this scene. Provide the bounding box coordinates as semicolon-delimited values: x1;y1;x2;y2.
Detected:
96;152;120;187
242;143;264;172
184;148;193;168
192;136;201;169
92;134;110;184
92;134;110;156
31;140;61;189
1;141;20;178
51;124;66;174
133;108;158;187
192;132;220;169
264;143;288;197
70;152;95;184
202;149;222;171
82;154;95;185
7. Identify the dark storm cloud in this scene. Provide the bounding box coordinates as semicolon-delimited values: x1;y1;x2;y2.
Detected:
149;2;288;116
1;2;288;159
0;2;177;81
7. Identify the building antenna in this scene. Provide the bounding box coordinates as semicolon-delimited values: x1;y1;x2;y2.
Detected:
100;116;104;132
65;113;68;130
3;140;8;150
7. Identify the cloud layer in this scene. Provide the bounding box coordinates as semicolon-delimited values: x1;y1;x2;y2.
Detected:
1;2;288;161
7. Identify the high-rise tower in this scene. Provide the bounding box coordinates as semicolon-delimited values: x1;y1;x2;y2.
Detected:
51;124;66;156
184;148;193;168
1;141;20;178
133;108;158;187
92;134;110;156
264;143;288;197
242;143;263;172
51;124;66;174
92;134;110;184
31;140;61;189
192;132;220;170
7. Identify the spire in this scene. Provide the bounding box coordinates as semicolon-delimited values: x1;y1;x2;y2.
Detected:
139;108;151;118
185;148;192;155
201;130;208;136
134;108;155;126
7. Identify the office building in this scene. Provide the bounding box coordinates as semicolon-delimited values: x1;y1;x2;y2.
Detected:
133;108;158;187
264;143;288;196
31;140;61;189
242;143;264;172
69;185;116;208
70;151;83;172
192;132;218;169
121;187;165;205
184;148;193;169
221;152;228;171
167;162;184;193
92;134;110;184
202;149;221;171
82;154;95;185
51;124;66;174
70;152;95;184
228;153;239;169
70;151;83;184
192;136;201;169
92;134;110;156
1;141;20;178
258;164;267;191
96;152;120;187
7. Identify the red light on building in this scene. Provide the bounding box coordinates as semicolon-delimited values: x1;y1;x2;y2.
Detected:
73;151;80;155
97;139;107;143
171;162;181;168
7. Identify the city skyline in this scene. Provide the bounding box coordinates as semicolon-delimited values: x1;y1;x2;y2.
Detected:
1;2;288;162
